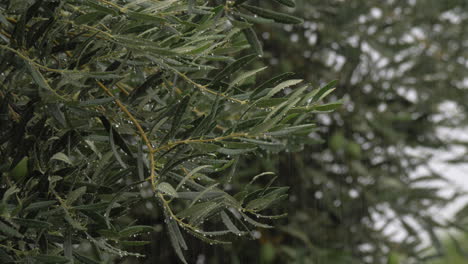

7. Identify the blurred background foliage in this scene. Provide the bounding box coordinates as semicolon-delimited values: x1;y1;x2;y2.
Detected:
226;0;468;263
427;233;468;264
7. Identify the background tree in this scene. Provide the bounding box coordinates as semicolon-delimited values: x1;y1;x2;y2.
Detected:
427;233;468;264
228;0;468;263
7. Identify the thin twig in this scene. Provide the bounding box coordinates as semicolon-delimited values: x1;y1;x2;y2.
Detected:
96;81;158;190
153;132;248;153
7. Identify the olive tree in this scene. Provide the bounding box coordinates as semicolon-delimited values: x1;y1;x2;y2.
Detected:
0;0;338;263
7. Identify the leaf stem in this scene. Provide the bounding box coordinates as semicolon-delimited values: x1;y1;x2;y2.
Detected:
153;132;248;153
96;81;158;190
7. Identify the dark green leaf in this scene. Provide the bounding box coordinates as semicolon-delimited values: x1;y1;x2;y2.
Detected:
242;5;303;24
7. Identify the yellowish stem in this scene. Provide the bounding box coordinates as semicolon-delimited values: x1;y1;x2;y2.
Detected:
96;81;158;190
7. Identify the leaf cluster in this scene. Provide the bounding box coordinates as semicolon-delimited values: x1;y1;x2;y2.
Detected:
0;0;334;263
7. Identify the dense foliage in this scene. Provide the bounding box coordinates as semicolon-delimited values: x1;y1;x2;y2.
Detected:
0;0;341;263
3;0;468;263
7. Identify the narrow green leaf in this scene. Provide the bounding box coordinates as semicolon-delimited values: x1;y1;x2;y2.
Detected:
217;147;257;155
120;240;151;246
240;212;273;228
109;128;128;169
115;36;179;56
170;220;188;250
83;0;118;15
312;101;343;112
129;72;164;102
0;220;23;238
176;165;213;191
26;63;64;101
177;191;225;200
51;152;73;165
255;98;288;107
157;182;179;197
2;186;19;203
211;54;257;85
221;211;243;235
78;97;115;106
75;12;105;25
265;124;316;136
230;18;253;29
222;141;257;149
33;255;70;263
243;27;263;56
266;79;303;98
12;218;51;229
229;66;267;89
242;5;303;24
251;72;295;99
188;183;220;207
64;228;72;261
97;229;120;239
9;157;28;181
189;142;221;152
161;96;190;145
99;116;133;157
150;116;169;137
273;0;296;7
24;201;56;212
240;138;284;151
189;202;224;226
119;225;154;238
167;220;188;264
234;13;275;24
73;252;100;264
311;80;338;102
185;228;231;244
245;194;287;211
250;98;300;134
74;202;109;211
66;186;87;206
177;202;215;219
234;0;250;6
196;230;233;236
127;11;165;23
